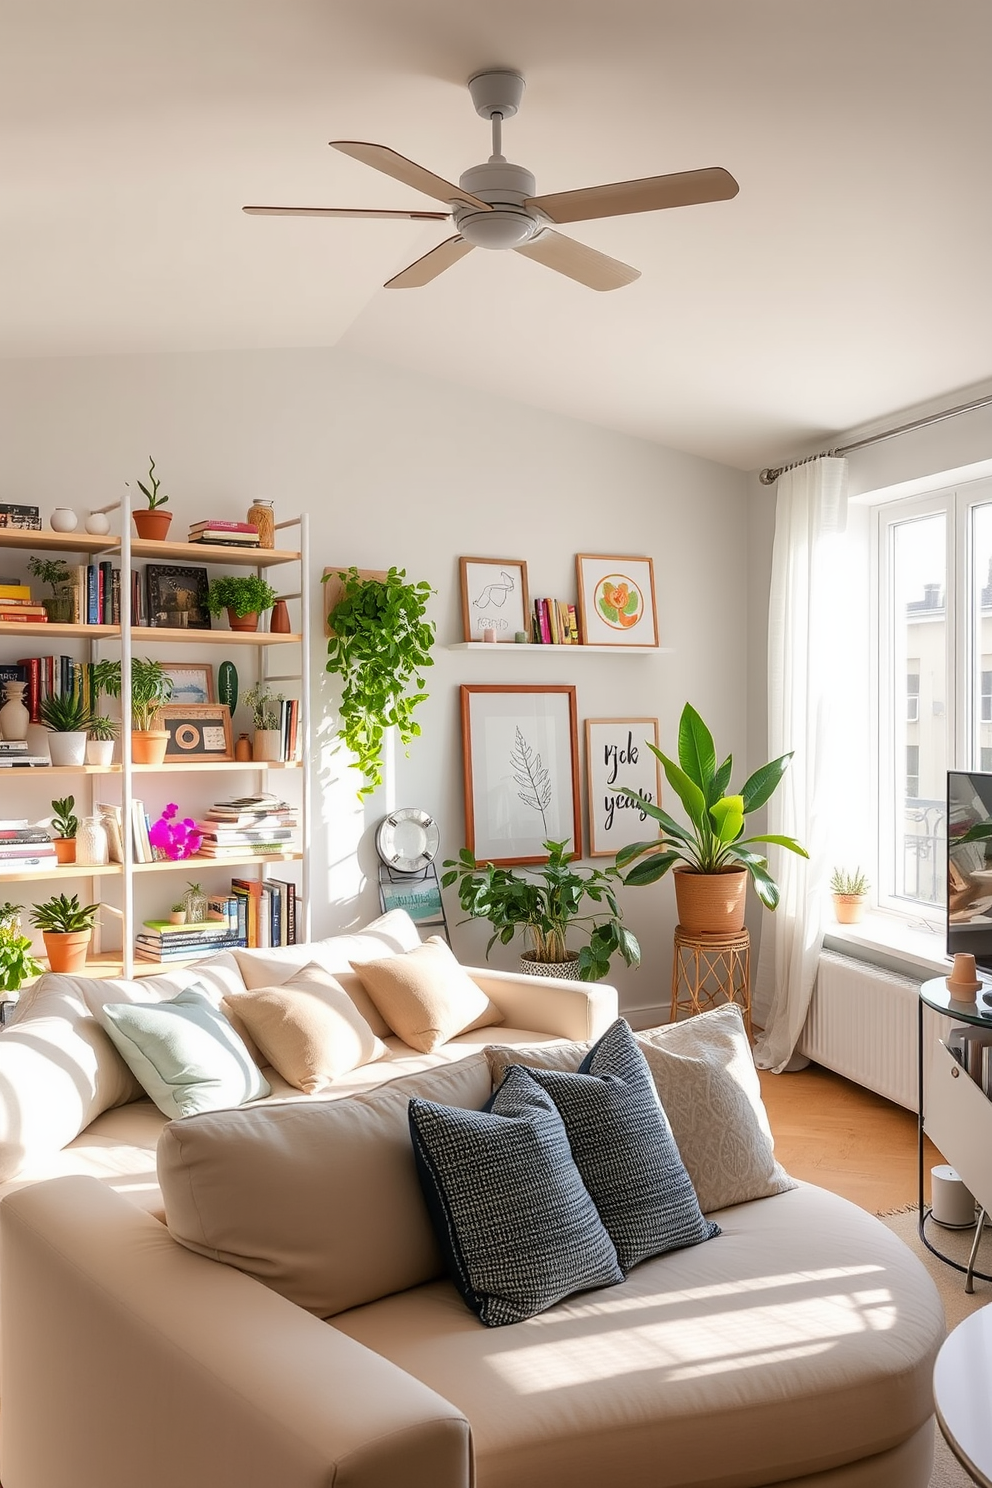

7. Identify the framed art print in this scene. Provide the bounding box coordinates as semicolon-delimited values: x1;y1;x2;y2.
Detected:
160;663;214;706
460;684;581;864
145;564;210;630
158;704;234;762
575;554;659;647
585;718;662;856
459;557;530;643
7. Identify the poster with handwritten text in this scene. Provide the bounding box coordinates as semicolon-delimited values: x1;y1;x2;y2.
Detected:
585;718;662;856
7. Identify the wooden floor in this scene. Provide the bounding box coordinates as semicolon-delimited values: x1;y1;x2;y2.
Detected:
758;1062;944;1214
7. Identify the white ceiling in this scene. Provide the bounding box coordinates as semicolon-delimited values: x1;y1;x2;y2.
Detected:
4;0;992;470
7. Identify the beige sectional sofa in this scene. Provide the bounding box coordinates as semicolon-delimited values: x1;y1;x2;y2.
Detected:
0;910;945;1488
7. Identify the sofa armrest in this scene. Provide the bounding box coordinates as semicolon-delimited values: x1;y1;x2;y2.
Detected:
464;965;618;1041
1;1177;470;1488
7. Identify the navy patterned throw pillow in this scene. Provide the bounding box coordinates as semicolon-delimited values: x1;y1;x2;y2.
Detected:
408;1064;623;1327
513;1018;720;1271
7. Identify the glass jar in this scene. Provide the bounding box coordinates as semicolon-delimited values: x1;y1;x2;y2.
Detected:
75;816;109;867
182;883;209;924
246;499;275;549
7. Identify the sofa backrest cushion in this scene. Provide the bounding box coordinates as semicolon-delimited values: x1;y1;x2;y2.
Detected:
158;1054;493;1317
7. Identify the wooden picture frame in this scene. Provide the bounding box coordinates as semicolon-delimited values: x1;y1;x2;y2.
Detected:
458;557;531;643
159;663;214;706
585;718;662;856
460;684;581;864
158;703;234;762
575;553;659;647
145;564;210;630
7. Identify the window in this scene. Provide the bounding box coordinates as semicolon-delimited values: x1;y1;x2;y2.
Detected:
875;479;992;912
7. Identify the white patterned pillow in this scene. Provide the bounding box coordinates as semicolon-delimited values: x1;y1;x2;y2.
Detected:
485;1004;796;1214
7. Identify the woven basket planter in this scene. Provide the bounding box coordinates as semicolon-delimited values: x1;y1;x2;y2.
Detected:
673;866;748;935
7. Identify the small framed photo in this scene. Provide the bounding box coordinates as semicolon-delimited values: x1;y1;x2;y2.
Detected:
160;663;214;706
158;704;234;762
460;684;581;864
585;718;662;856
145;564;210;630
575;554;659;647
459;557;531;644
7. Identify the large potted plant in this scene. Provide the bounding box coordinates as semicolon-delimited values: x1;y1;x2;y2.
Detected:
39;692;95;767
29;893;99;974
442;837;641;983
616;702;808;933
94;657;174;764
128;457;172;540
0;903;43;994
323;566;434;798
206;575;278;633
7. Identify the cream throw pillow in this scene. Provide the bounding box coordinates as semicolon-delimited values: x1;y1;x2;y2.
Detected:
485;1005;796;1214
226;962;386;1093
349;936;502;1053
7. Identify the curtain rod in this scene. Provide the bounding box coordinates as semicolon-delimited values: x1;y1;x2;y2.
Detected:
758;390;992;485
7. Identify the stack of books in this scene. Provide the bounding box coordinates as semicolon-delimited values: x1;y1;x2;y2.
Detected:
187;520;260;548
135;905;247;963
72;562;120;625
0;820;57;870
230;876;298;948
195;794;299;858
531;597;580;644
0;582;48;624
0;503;41;531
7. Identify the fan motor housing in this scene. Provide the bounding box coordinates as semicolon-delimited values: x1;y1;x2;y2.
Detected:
455;160;540;249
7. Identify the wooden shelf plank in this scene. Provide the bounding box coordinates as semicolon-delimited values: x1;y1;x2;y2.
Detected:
130;852;302;873
129;759;301;772
448;642;673;654
0;530;118;555
129;626;301;647
0;863;123;883
0;621;120;639
131;538;300;567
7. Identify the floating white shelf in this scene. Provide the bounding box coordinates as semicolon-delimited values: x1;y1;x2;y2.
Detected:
448;642;672;654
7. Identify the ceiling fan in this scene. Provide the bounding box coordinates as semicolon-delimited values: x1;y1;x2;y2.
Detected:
244;70;739;292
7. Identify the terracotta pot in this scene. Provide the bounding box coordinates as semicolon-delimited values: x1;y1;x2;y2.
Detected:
52;837;76;865
519;950;582;981
169;911;187;925
132;510;173;541
673;866;748;935
270;599;291;634
131;730;170;765
227;609;259;632
42;930;91;974
832;893;867;925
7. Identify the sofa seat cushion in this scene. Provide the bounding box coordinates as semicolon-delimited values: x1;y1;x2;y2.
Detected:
331;1184;943;1488
0;1099;168;1216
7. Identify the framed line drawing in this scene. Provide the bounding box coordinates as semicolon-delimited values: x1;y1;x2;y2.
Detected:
145;564;210;630
460;684;581;864
575;554;659;648
585;718;662;857
459;557;530;643
158;704;234;762
160;663;214;706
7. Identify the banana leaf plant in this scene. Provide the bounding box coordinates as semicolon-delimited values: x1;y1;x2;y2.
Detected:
616;702;808;910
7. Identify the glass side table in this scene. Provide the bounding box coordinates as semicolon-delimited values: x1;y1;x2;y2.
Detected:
919;976;992;1291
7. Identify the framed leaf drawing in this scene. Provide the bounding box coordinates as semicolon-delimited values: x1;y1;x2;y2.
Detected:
575;553;659;647
460;684;582;864
585;718;662;856
459;557;530;643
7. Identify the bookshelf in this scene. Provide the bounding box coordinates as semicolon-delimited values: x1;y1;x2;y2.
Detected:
0;503;311;979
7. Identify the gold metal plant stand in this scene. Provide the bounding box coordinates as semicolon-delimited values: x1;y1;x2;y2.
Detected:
671;926;751;1039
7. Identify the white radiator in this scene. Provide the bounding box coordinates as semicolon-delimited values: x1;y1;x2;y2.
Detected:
799;951;947;1112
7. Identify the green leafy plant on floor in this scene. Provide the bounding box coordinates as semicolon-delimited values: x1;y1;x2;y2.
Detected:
49;797;79;840
206;575;278;619
830;866;869;896
442;837;640;983
323;566;435;798
29;894;99;934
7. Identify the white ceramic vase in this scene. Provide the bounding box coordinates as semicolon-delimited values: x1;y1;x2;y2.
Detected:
47;731;87;767
85;511;111;535
49;508;78;532
85;737;115;767
0;681;30;741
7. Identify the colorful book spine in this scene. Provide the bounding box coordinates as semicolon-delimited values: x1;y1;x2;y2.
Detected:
16;657;41;721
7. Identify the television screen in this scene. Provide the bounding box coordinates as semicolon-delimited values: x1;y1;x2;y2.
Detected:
947;769;992;970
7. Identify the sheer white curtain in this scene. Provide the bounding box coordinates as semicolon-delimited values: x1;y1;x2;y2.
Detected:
753;456;849;1073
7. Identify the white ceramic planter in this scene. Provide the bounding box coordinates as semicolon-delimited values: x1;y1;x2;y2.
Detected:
85;738;115;767
47;731;88;767
85;511;111;535
49;508;78;532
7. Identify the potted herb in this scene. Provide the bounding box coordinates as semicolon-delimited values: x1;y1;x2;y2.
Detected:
86;715;119;767
442;837;640;983
39;691;94;768
206;575;278;633
169;902;187;926
616;702;809;934
48;796;79;864
128;457;172;540
243;682;284;761
27;556;75;624
94;658;173;764
323;566;435;798
29;893;99;974
830;867;869;924
0;903;43;994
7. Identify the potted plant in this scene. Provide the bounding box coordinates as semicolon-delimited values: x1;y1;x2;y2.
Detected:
323;566;435;798
243;682;284;761
94;658;173;764
48;796;79;864
442;837;641;983
615;702;809;934
169;902;187;926
0;903;43;994
830;867;869;924
128;457;172;540
27;556;75;623
85;715;119;767
206;574;278;633
39;691;94;768
29;892;99;974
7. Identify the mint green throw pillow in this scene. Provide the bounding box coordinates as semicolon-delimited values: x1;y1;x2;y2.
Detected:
98;986;270;1119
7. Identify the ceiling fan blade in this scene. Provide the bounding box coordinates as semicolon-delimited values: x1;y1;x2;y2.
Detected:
243;205;449;221
515;230;639;291
385;235;475;289
526;167;739;225
330;141;492;212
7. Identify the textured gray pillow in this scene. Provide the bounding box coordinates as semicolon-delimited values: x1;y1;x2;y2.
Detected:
485;1004;796;1214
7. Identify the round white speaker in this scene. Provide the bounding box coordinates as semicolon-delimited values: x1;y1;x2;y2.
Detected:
931;1164;977;1228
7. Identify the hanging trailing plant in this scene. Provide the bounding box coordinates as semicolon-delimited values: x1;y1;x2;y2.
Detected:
323;566;435;797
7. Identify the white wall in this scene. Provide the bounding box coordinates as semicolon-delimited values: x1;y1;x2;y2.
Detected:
0;347;748;1021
